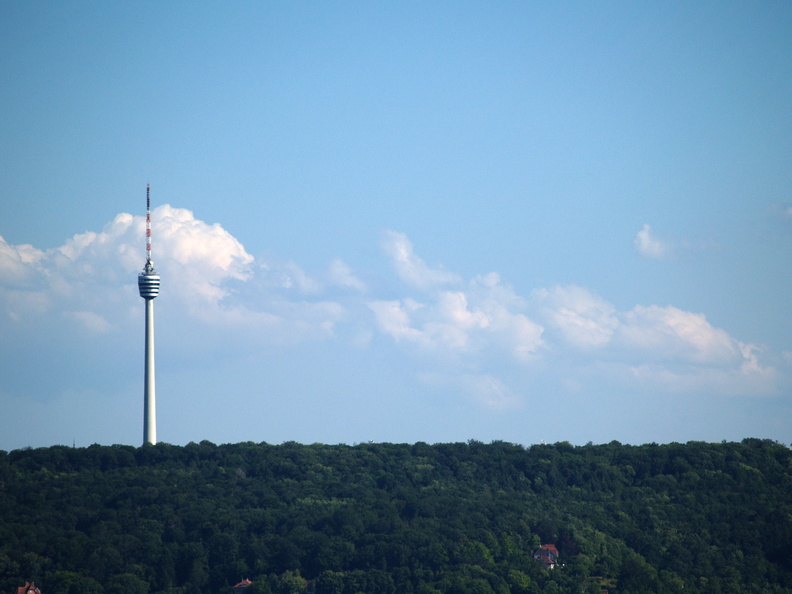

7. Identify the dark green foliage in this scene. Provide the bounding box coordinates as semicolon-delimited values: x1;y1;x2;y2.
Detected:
0;439;790;593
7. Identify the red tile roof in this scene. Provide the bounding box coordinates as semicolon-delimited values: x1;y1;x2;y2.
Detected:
539;544;559;555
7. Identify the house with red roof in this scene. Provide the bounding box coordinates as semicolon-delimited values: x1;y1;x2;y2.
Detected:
15;583;42;594
233;578;253;594
533;544;559;569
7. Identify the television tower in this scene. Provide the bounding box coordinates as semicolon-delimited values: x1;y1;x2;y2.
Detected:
138;184;160;445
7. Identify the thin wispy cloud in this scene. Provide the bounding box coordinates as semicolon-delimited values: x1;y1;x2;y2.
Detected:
327;258;367;292
419;372;523;411
381;230;461;291
768;203;792;221
634;223;673;260
532;285;617;349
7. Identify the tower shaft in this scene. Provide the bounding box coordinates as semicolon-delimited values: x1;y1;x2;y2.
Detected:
143;298;156;445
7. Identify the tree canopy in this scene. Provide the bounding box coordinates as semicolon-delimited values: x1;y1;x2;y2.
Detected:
1;438;790;593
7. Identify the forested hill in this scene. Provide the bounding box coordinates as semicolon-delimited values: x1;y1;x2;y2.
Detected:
1;440;790;594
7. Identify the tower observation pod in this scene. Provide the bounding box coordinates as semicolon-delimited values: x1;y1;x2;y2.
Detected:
138;184;160;445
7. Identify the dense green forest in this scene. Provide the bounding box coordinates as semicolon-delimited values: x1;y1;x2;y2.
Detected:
1;439;790;594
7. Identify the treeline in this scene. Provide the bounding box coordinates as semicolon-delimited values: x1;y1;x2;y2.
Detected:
0;439;790;594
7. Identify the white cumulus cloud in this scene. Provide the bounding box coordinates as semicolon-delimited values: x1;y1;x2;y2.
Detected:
153;205;254;305
0;206;347;347
368;270;543;364
0;236;44;288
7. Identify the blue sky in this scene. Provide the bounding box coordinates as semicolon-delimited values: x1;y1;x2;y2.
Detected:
1;1;790;451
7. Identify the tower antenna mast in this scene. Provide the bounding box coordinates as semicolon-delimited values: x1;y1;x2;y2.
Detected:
138;184;160;445
146;184;153;267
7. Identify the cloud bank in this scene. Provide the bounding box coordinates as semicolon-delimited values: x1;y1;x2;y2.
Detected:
0;211;783;412
370;232;778;405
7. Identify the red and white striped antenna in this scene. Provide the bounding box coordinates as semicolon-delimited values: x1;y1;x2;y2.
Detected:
145;183;153;268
